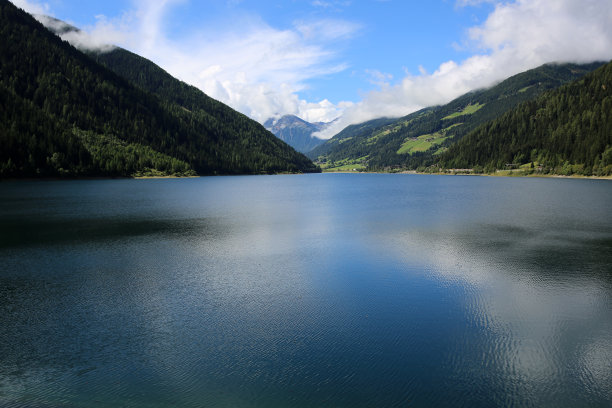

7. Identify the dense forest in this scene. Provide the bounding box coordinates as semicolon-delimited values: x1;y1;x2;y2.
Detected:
0;0;319;178
308;62;604;172
438;61;612;176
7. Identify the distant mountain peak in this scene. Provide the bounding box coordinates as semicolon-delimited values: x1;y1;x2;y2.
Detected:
265;114;329;153
266;114;312;128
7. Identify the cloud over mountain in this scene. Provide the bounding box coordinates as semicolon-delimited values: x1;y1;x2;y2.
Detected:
12;0;357;126
11;0;612;139
316;0;612;138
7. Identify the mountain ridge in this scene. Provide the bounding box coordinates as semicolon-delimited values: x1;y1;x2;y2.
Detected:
308;62;605;172
264;114;327;153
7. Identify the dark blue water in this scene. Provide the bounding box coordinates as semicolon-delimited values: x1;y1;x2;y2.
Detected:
1;174;611;407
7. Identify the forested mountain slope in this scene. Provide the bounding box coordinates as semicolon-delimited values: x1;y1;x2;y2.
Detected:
88;48;318;173
308;62;604;171
438;60;612;176
0;0;319;178
308;117;398;160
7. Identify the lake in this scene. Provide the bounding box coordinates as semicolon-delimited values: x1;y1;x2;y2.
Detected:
1;174;611;407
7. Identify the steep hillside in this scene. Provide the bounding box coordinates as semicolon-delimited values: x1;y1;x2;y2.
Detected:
308;117;397;160
87;46;319;174
264;115;326;153
309;62;604;171
438;60;612;176
0;1;319;178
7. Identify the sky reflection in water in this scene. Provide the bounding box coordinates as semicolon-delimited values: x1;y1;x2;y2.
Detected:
0;174;611;407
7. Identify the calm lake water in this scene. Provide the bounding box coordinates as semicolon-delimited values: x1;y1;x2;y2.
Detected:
1;174;611;407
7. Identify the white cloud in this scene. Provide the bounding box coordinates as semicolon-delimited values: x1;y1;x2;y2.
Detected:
10;0;126;53
152;17;356;123
316;0;612;138
20;0;357;125
365;69;393;87
35;14;127;52
469;0;612;63
295;19;361;42
10;0;48;15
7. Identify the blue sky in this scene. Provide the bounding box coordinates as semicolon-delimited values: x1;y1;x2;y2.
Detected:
14;0;612;137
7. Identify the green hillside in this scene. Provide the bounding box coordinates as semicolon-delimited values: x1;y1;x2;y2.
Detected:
308;116;398;160
0;0;319;178
438;61;612;176
308;62;603;171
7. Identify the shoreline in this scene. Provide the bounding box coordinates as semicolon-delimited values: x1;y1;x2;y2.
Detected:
3;172;611;181
0;175;200;182
133;175;200;179
321;169;612;180
0;171;320;182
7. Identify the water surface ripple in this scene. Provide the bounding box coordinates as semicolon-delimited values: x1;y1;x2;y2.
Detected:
1;174;611;407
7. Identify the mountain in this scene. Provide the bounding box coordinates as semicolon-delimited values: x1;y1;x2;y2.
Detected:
264;115;327;153
437;60;612;176
307;116;397;160
85;48;320;175
0;1;319;178
308;62;605;171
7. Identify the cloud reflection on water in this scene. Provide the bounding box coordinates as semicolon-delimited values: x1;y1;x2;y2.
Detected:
375;220;612;404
